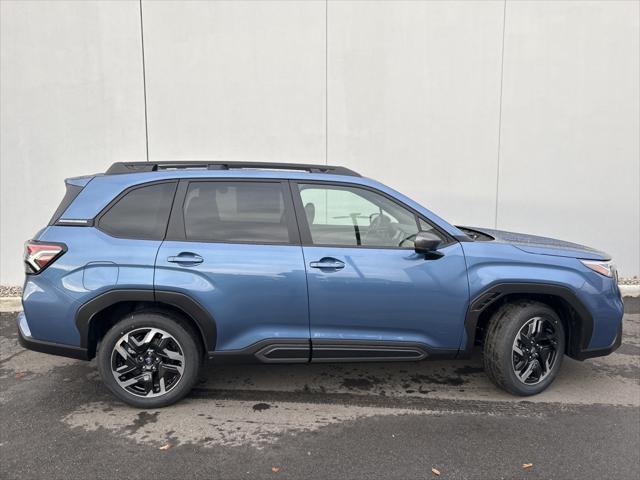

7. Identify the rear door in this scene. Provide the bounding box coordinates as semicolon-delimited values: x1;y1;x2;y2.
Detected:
154;179;309;358
291;181;469;361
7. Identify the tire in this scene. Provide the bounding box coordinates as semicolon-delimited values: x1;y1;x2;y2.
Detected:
483;301;565;396
97;310;202;408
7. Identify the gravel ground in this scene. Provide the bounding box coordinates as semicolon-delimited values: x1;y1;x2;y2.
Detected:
0;286;22;297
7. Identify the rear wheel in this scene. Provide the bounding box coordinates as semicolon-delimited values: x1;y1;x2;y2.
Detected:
483;301;565;396
97;311;201;408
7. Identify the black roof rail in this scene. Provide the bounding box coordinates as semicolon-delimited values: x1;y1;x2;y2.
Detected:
105;161;360;177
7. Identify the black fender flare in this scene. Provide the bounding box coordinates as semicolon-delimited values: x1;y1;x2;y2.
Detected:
75;289;217;355
461;282;593;358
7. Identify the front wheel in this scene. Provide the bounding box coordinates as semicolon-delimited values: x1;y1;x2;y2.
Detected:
483;301;565;396
97;311;202;408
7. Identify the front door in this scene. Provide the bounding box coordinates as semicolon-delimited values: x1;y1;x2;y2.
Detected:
155;179;309;360
291;181;469;361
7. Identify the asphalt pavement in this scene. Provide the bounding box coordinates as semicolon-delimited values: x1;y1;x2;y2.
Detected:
1;299;638;479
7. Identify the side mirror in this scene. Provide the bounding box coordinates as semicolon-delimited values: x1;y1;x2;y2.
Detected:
414;231;443;257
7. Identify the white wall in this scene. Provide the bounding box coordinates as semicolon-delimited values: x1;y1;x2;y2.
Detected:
141;0;326;163
497;0;640;274
327;0;505;227
1;0;638;284
1;0;146;283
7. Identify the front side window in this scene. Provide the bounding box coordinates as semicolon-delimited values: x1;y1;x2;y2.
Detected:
98;182;176;239
298;183;426;248
183;181;292;243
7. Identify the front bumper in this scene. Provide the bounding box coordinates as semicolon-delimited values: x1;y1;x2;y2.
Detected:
17;311;88;360
571;321;623;361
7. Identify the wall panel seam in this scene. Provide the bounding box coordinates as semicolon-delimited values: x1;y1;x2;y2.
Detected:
494;0;507;228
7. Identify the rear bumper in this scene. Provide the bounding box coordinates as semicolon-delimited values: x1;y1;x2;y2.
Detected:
16;312;88;361
571;321;623;361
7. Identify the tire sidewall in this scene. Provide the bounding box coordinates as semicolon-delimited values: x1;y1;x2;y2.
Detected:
496;304;566;396
97;312;201;408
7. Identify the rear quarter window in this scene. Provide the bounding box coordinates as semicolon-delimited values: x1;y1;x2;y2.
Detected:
97;182;177;239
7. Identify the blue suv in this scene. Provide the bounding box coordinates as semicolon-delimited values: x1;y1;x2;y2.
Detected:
19;161;624;407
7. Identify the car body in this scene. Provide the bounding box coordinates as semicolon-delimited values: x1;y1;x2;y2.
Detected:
18;161;624;406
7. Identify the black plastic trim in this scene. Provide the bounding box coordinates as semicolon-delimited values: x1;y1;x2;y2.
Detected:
209;338;456;364
49;183;84;225
312;345;426;362
210;339;310;364
75;289;217;355
18;329;89;360
572;322;622;360
165;179;190;241
75;289;154;350
310;339;456;363
106;161;360;177
154;290;217;352
461;282;595;359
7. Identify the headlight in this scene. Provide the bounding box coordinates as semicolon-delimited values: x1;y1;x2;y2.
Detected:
580;259;617;279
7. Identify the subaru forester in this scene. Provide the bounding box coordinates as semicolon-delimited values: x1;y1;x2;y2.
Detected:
18;161;624;407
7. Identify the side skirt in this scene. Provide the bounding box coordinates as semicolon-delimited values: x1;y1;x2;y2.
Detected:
209;339;310;364
209;339;457;364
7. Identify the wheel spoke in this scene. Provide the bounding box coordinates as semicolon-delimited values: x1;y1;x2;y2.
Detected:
117;373;146;389
513;344;524;357
541;347;554;372
140;328;164;348
518;361;536;382
115;359;139;376
518;332;534;348
123;333;144;352
160;362;184;376
161;348;184;362
142;375;153;396
539;345;552;361
158;377;167;395
114;343;134;362
528;317;542;338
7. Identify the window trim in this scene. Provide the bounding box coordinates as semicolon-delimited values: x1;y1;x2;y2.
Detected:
289;180;455;250
165;178;301;246
94;180;179;240
49;183;85;226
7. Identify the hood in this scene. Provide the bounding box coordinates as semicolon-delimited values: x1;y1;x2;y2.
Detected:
457;226;611;261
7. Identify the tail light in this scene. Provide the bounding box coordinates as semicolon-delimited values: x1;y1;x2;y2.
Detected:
24;241;66;274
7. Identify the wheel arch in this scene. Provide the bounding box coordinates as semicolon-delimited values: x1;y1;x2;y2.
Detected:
76;289;216;359
461;282;593;360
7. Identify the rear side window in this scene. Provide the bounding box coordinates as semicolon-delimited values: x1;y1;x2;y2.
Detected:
98;182;176;239
183;181;291;243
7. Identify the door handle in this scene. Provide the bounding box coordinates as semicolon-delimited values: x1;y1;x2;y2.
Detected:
167;252;203;265
309;257;345;270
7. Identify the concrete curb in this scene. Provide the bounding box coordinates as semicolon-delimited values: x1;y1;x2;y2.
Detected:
1;297;22;313
1;286;638;313
619;285;640;298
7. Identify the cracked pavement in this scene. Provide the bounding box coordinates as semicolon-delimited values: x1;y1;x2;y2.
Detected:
1;299;638;479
